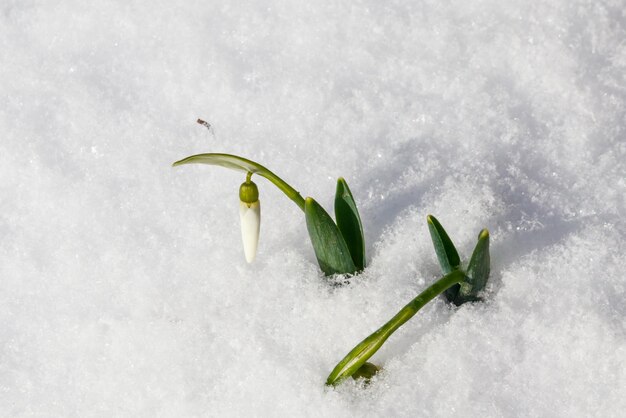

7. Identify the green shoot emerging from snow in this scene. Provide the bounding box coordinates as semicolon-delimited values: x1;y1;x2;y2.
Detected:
172;153;365;276
172;151;491;386
326;216;490;385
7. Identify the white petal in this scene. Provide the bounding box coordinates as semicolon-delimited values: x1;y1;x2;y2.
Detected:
239;200;260;263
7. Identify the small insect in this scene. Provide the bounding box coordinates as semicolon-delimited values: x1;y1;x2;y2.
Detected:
197;118;216;139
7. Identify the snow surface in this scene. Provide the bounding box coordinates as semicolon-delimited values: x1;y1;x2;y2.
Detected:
1;0;625;416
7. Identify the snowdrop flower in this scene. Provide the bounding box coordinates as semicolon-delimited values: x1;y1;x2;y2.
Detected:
239;174;260;263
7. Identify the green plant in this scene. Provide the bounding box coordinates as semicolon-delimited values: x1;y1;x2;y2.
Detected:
172;152;491;386
172;153;365;276
326;216;490;385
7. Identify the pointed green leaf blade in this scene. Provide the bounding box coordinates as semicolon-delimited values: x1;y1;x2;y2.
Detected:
305;197;357;276
427;215;461;274
427;215;462;304
334;178;366;271
456;229;490;303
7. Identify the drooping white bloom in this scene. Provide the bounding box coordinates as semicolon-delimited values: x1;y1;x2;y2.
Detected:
239;200;260;263
239;176;260;263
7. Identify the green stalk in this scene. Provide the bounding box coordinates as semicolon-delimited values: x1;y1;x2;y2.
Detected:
173;153;362;275
326;270;465;385
173;153;306;210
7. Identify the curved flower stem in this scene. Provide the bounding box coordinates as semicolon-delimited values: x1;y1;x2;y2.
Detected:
173;153;306;211
326;270;465;385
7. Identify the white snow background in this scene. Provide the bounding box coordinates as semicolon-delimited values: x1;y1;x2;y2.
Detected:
1;0;625;416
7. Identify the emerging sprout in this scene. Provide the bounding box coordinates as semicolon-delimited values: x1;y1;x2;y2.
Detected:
172;143;493;386
326;216;491;385
172;153;364;276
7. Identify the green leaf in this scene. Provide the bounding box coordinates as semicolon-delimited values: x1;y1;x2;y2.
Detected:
427;215;461;274
426;215;462;303
305;197;357;276
455;229;490;304
173;153;305;210
334;178;366;271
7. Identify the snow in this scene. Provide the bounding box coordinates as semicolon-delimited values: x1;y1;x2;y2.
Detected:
1;0;625;416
